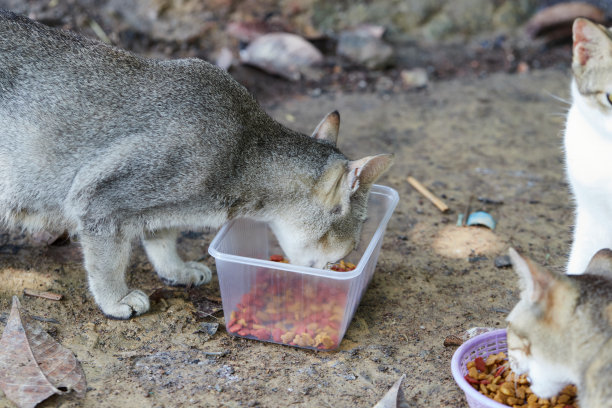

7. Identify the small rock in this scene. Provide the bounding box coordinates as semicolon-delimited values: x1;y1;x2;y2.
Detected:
337;25;394;70
400;68;428;89
197;322;219;336
216;365;235;377
215;47;234;71
226;21;268;42
494;255;512;268
463;327;496;341
239;32;323;81
375;76;394;93
517;61;529;74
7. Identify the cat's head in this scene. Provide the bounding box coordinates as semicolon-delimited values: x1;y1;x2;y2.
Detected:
571;18;612;133
506;248;612;398
506;248;581;397
270;111;393;268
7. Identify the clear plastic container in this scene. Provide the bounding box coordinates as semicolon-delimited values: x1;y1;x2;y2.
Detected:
208;184;399;350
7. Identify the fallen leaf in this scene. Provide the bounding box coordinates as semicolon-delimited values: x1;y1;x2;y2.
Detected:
0;296;86;408
372;374;405;408
525;2;605;40
443;335;464;347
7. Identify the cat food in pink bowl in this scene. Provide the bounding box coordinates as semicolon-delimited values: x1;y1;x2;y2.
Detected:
451;329;579;408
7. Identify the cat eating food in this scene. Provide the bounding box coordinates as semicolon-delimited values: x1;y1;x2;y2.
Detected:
0;10;392;319
507;248;612;408
565;18;612;275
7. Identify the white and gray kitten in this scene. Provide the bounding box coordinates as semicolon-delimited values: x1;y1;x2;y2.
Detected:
507;248;612;408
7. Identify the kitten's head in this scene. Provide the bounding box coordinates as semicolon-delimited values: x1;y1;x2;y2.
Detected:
270;111;393;268
506;248;612;398
506;248;580;398
571;18;612;133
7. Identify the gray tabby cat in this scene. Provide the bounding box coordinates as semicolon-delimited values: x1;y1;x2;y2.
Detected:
507;248;612;407
0;10;392;319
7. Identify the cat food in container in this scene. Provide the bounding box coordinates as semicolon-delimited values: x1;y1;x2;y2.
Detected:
451;329;580;408
208;184;399;350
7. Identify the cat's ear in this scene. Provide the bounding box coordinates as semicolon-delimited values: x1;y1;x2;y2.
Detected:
508;248;560;304
313;161;346;209
584;248;612;277
311;111;340;146
313;154;393;211
347;154;394;194
572;18;612;71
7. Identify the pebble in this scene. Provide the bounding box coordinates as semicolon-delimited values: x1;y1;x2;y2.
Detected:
400;68;429;89
337;25;394;70
494;255;512;268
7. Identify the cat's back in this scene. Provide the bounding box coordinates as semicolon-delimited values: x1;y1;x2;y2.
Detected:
574;273;612;324
0;9;265;146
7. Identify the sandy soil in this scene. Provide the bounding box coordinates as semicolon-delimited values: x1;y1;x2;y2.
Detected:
0;63;574;407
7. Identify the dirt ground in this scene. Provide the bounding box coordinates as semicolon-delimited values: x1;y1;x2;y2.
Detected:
0;3;582;408
0;65;573;407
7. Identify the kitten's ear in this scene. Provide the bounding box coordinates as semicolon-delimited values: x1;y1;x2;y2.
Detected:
584;248;612;277
572;18;612;71
313;161;346;209
312;111;340;146
347;154;394;194
508;248;558;304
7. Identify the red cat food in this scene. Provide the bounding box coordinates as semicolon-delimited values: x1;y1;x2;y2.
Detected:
225;255;355;349
465;352;579;408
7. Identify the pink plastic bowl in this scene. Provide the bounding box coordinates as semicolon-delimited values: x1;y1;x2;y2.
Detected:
450;328;509;408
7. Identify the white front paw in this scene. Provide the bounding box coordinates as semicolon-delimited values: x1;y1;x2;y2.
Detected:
160;262;212;287
100;290;150;319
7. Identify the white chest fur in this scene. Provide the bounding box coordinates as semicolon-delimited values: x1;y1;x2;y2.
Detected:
565;80;612;274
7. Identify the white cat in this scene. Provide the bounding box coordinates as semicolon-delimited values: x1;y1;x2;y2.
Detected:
565;18;612;275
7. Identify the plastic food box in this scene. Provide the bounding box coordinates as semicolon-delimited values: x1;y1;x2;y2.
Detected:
451;329;509;408
208;184;399;350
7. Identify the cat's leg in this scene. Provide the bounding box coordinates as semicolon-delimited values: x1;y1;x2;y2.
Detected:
80;233;150;319
142;228;211;286
567;209;610;275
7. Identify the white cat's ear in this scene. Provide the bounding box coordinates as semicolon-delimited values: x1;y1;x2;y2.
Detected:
508;248;557;304
508;248;536;301
311;111;340;146
584;248;612;277
572;18;612;70
347;154;394;194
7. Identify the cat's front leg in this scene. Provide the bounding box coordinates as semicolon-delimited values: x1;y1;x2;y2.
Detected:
80;233;150;319
142;228;211;286
567;209;611;275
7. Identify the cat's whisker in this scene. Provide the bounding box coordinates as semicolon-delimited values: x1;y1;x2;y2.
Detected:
545;91;571;106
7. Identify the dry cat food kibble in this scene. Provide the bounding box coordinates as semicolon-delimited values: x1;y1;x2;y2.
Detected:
465;352;579;408
225;255;354;349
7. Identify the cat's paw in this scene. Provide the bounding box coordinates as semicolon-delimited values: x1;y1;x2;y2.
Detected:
159;262;212;287
100;290;150;320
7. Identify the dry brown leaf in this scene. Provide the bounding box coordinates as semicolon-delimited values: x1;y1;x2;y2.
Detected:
0;296;86;408
372;374;405;408
525;2;605;39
